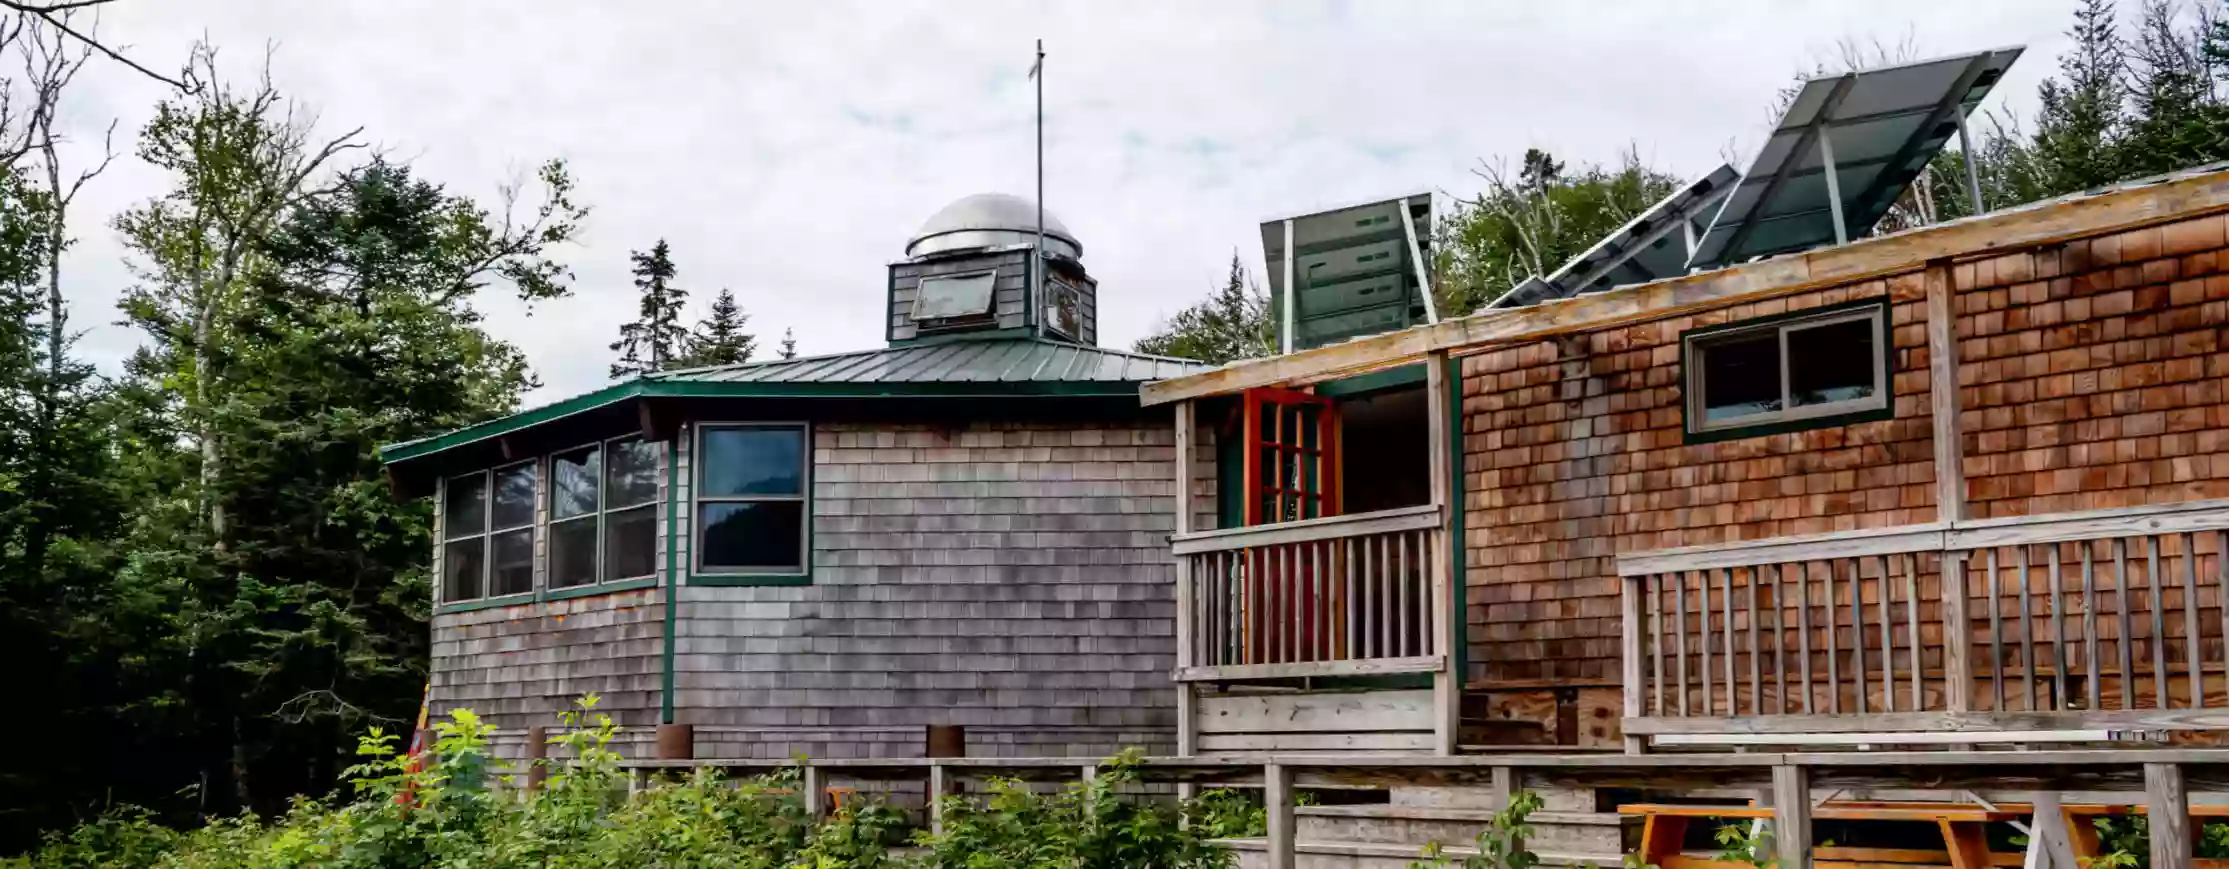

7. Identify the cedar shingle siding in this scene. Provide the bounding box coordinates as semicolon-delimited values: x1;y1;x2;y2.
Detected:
1458;210;2229;691
672;420;1178;759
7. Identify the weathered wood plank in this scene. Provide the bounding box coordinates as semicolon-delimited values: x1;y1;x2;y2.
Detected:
2151;762;2192;869
1170;503;1441;555
1625;576;1648;753
1198;731;1435;752
1625;708;2229;735
1775;765;1813;869
1175;655;1442;683
1265;762;1295;869
1195;688;1436;734
1926;260;1966;526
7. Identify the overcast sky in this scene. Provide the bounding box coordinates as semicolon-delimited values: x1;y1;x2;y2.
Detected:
58;0;2077;403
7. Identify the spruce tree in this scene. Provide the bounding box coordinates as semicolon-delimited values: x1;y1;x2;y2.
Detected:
676;286;756;368
610;239;689;377
778;327;797;360
1134;251;1275;363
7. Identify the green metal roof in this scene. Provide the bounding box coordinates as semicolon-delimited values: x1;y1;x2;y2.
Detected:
647;336;1209;386
379;338;1209;466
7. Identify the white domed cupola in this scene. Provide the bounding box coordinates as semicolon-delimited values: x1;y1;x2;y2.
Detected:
887;192;1097;348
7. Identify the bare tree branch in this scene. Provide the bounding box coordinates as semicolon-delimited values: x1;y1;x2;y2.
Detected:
2;0;194;91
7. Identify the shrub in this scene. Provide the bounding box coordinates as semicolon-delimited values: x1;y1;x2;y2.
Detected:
8;698;1239;869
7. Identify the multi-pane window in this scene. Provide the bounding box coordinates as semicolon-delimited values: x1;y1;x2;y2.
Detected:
696;424;809;574
547;436;661;590
1684;302;1889;437
442;461;538;602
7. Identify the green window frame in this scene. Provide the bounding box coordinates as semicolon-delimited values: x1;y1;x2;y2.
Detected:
439;460;537;604
692;422;811;582
548;435;662;590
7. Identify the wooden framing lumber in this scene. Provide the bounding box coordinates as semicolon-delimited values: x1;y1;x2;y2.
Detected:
1142;166;2229;406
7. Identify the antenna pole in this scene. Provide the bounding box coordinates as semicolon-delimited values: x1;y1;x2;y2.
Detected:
1034;38;1046;339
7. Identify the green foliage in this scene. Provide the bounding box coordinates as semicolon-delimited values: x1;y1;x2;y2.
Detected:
1712;821;1773;869
611;238;691;377
673;286;757;369
1411;789;1542;869
1433;147;1680;317
1183;789;1266;840
1134;251;1274;364
11;706;1240;869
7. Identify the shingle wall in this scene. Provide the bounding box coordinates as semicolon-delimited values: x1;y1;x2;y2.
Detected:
669;418;1180;759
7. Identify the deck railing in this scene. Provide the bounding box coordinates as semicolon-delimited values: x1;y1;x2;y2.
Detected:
1617;500;2229;740
1172;503;1444;681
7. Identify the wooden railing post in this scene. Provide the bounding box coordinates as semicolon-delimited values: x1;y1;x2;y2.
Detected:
1427;351;1458;754
801;762;825;819
1773;764;1812;869
2148;762;2190;869
1265;762;1295;869
1173;400;1198;757
1943;551;1972;712
1622;575;1647;753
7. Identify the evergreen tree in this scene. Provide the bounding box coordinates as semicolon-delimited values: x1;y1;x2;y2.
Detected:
1134;251;1274;364
778;326;797;360
1435;147;1680;315
2031;0;2131;195
675;286;755;368
609;239;689;377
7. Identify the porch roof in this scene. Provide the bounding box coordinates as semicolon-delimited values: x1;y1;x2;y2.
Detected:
1139;161;2229;407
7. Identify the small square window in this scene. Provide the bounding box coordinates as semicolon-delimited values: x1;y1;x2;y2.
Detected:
695;423;810;577
552;446;600;520
490;528;534;596
549;516;597;588
442;536;485;602
1684;301;1890;440
604;503;658;580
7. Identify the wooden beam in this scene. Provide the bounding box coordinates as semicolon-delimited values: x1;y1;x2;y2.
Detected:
1625;709;2229;736
637;398;676;443
1141;166;2229;407
1265;762;1295;869
1426;352;1458;756
1775;764;1814;869
1174;654;1444;683
1171;503;1443;555
1623;576;1647;754
928;762;949;835
2150;762;2192;869
1926;259;1966;524
801;763;826;819
1173;400;1198;757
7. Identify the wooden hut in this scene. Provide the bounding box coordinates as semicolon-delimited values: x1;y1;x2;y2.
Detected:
381;192;1209;763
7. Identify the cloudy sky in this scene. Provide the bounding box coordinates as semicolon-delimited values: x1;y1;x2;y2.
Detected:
59;0;2076;402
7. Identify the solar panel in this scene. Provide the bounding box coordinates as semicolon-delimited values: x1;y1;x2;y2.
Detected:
1688;46;2023;271
1487;164;1740;309
1261;194;1437;352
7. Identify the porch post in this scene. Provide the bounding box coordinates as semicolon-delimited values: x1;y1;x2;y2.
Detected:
1173;400;1198;762
1773;764;1812;869
1926;259;1973;711
1426;351;1459;755
2148;762;2191;869
1265;762;1296;869
1621;576;1646;754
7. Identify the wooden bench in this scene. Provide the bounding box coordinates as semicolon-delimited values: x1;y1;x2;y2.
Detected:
1620;803;2024;869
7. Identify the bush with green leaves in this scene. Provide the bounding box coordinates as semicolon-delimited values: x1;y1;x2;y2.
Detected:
8;697;1241;869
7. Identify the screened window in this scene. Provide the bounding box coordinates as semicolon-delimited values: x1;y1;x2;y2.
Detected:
441;461;539;603
696;424;809;575
1684;302;1889;438
547;436;661;589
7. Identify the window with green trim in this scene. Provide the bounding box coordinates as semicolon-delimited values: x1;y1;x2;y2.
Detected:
441;461;537;603
695;423;809;575
548;436;661;590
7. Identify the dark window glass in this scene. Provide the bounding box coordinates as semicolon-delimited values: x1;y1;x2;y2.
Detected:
490;528;533;596
1699;332;1782;423
698;501;804;571
492;463;536;529
607;438;661;508
549;517;597;588
442;537;485;601
552;447;600;519
1788;317;1877;407
700;428;804;497
605;504;656;580
443;473;487;540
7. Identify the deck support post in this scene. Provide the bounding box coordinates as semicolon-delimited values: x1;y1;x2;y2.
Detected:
1773;764;1812;869
1490;765;1516;810
525;725;549;792
801;763;826;820
928;762;950;836
1426;351;1459;754
2148;762;2190;869
1265;762;1295;869
1174;400;1199;759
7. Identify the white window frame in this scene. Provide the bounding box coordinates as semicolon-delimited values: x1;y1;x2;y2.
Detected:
912;268;1000;331
440;469;492;603
1683;302;1889;436
693;422;812;577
